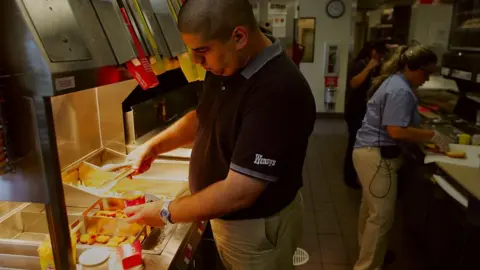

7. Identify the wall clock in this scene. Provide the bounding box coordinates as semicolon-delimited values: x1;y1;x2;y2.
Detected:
326;0;345;19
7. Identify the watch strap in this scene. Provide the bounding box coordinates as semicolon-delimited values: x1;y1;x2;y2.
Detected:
160;200;174;225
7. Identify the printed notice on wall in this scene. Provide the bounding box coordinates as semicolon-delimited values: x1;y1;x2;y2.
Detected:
55;76;76;91
269;15;287;38
268;4;287;38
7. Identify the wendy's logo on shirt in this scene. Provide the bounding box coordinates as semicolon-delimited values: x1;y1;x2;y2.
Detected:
254;154;276;167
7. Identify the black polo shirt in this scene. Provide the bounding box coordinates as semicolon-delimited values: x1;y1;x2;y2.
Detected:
189;38;316;220
344;59;380;122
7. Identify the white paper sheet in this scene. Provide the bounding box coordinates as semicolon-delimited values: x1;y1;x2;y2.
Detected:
432;174;468;208
424;144;480;168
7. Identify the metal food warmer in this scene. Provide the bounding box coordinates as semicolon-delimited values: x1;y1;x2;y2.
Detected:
0;0;206;269
441;0;480;126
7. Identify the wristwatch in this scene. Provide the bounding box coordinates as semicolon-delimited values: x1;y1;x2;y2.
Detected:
160;200;174;224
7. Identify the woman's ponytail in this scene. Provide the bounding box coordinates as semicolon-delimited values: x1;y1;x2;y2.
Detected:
367;46;408;98
367;45;437;98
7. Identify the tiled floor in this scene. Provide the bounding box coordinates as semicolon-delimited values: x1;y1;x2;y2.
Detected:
296;119;428;270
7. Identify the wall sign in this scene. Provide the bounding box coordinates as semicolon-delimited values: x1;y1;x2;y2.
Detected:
268;3;288;38
324;76;339;87
440;67;450;76
55;76;75;91
451;69;472;81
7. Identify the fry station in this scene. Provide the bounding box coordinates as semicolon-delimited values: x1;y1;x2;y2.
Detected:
0;0;207;269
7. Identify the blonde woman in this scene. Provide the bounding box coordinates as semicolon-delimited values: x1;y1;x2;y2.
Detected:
353;45;451;270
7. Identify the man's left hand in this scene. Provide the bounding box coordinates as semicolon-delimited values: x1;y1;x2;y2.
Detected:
124;201;166;227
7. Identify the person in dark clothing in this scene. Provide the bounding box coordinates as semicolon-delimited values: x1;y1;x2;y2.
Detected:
123;0;315;269
343;40;388;189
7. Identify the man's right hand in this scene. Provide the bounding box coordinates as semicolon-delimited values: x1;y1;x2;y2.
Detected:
126;143;158;175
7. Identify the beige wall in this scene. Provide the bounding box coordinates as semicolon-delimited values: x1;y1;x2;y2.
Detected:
299;0;354;112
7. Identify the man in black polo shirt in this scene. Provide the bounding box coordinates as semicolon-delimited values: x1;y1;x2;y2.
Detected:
125;0;315;268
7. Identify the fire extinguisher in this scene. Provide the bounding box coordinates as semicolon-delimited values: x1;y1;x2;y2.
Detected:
324;82;337;112
323;43;339;112
323;82;337;112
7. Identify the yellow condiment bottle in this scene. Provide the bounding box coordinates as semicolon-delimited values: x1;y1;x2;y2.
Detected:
458;133;471;145
38;233;77;270
178;52;199;82
38;236;54;270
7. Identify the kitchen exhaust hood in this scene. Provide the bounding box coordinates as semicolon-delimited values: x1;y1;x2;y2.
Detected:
0;0;188;96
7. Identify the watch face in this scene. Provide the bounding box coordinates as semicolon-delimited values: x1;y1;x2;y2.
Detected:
160;209;168;218
327;0;345;18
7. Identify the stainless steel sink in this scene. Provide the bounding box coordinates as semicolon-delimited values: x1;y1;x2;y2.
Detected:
69;148;190;181
109;160;190;199
84;148;126;167
132;159;190;181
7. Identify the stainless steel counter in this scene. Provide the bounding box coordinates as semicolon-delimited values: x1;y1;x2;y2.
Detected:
0;145;202;270
69;220;200;270
125;125;193;158
0;200;203;270
90;222;202;270
418;109;480;201
0;202;203;270
144;222;203;270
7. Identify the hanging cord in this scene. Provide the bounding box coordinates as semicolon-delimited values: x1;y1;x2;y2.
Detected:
368;77;394;199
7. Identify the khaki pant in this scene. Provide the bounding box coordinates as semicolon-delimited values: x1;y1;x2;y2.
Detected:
352;147;402;270
210;192;303;270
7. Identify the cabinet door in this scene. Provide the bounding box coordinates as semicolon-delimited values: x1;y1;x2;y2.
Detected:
461;199;480;269
425;184;467;269
399;154;434;243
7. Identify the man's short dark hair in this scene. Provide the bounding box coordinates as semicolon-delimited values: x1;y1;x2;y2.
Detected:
178;0;258;41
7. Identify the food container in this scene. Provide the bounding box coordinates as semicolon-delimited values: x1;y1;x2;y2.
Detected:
117;240;143;270
38;236;55;270
77;198;150;249
38;231;78;270
79;247;110;269
124;191;146;209
458;133;472;145
472;134;480;146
